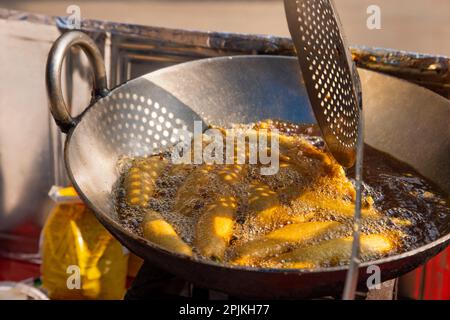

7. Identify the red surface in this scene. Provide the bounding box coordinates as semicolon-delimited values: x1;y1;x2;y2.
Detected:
0;258;40;282
413;248;450;300
423;248;450;300
0;220;42;255
0;220;42;281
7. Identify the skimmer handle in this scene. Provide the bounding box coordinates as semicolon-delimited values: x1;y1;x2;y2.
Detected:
284;0;365;301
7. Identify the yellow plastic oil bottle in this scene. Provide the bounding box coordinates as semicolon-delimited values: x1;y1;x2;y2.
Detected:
41;187;129;300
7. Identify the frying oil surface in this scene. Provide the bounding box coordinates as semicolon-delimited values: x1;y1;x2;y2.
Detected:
114;120;450;268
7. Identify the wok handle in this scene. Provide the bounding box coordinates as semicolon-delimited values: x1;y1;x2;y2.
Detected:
46;31;109;133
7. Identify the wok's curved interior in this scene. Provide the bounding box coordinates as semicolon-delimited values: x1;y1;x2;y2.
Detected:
65;56;450;298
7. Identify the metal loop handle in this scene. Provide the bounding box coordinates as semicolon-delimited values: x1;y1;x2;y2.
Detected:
46;31;108;133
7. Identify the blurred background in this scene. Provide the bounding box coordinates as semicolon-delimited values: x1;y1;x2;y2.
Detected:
1;0;450;56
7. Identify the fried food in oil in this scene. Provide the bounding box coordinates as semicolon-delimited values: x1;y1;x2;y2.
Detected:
173;164;215;216
117;120;410;268
230;221;343;266
217;164;246;185
173;163;246;216
271;233;398;268
246;179;307;227
142;210;192;256
124;156;168;207
291;191;381;220
194;195;238;260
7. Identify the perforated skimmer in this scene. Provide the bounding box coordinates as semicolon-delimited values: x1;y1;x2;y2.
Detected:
283;0;364;300
284;0;362;168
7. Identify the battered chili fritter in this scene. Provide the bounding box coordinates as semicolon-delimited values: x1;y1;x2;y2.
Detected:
114;120;450;269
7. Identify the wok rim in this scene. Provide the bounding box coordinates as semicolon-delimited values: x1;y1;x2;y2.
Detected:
64;54;450;276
